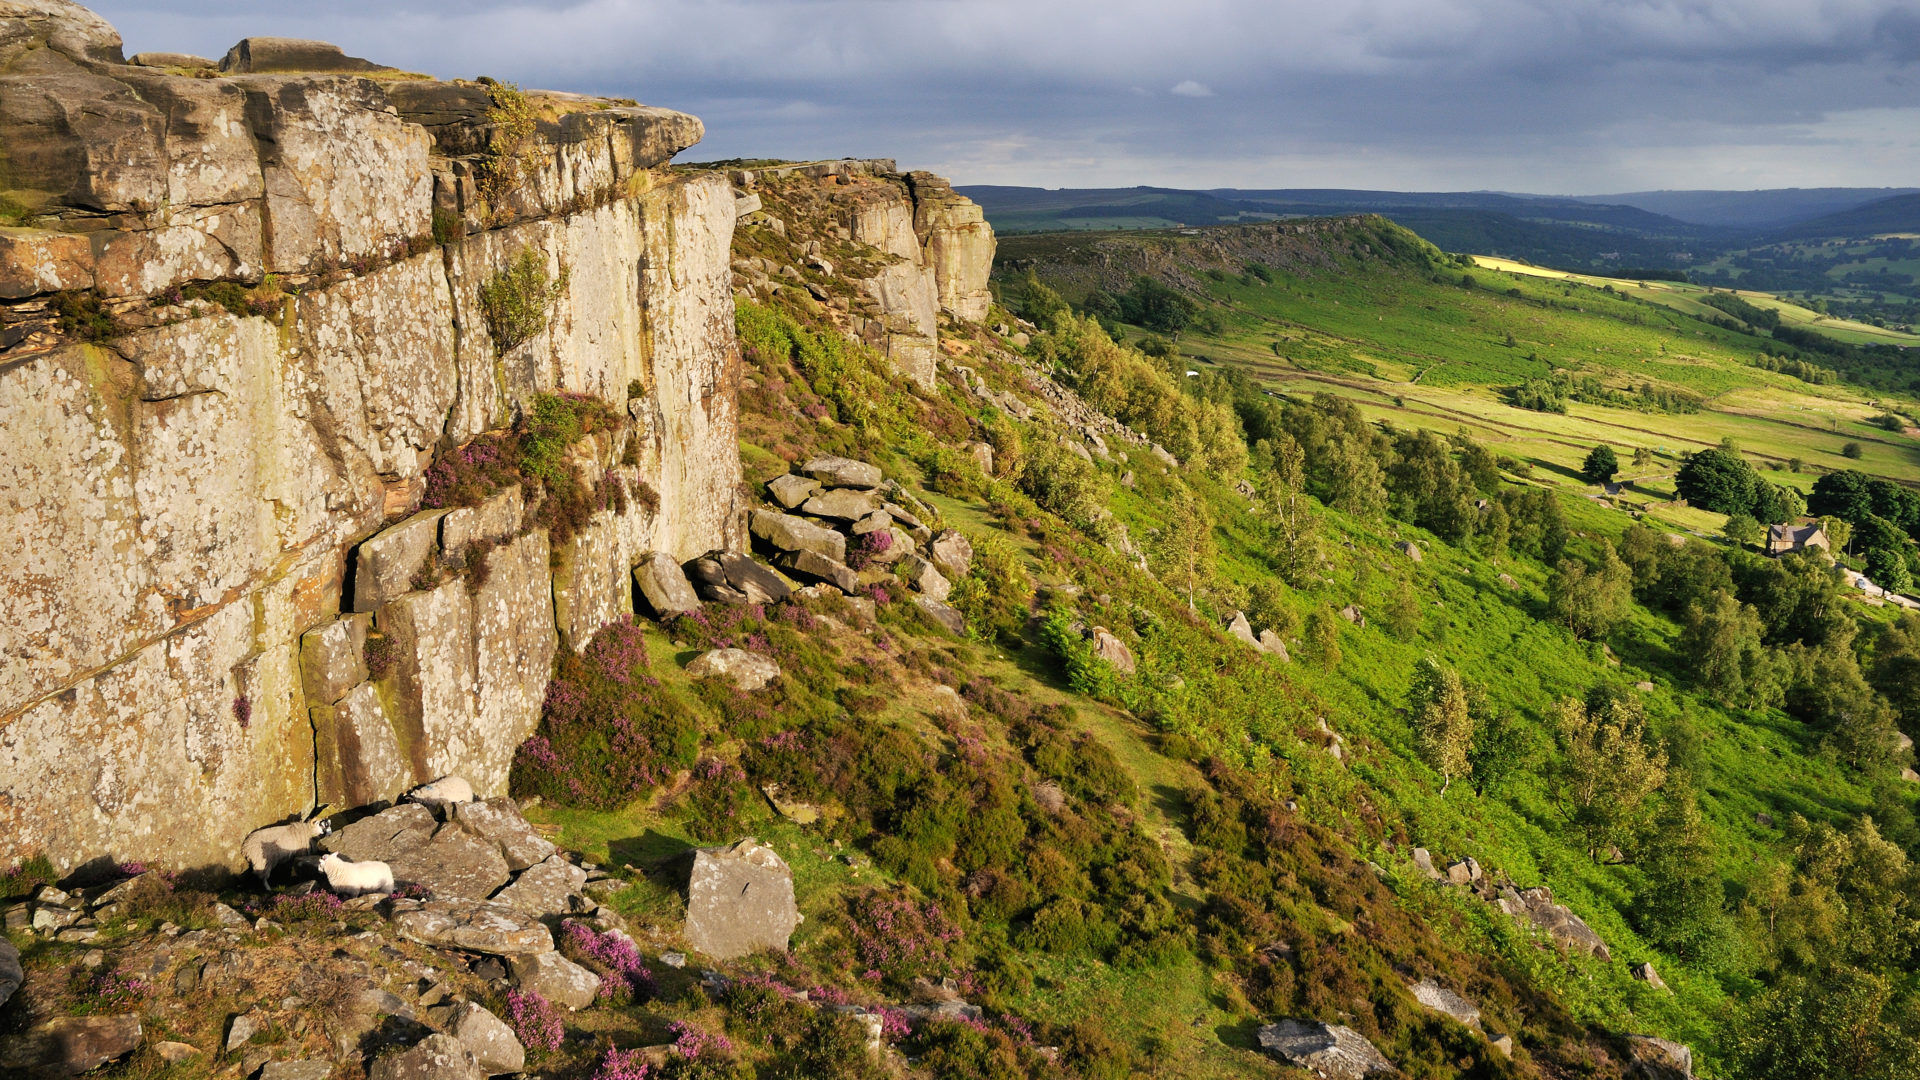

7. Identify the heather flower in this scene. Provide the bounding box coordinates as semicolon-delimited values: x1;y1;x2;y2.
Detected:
587;1047;650;1080
562;921;654;1000
504;989;564;1052
669;1020;735;1061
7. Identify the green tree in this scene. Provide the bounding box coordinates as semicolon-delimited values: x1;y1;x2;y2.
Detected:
1302;608;1342;668
1844;441;1865;459
1632;785;1731;965
1548;543;1634;640
1725;968;1920;1080
1153;495;1216;612
1633;445;1656;470
1467;692;1538;797
1410;658;1472;795
1726;512;1765;549
1675;447;1757;514
1682;590;1785;709
1868;545;1912;595
1554;692;1669;860
1581;444;1619;484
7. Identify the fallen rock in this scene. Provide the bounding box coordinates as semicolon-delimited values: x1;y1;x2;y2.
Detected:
260;1062;333;1080
766;473;821;509
369;1033;485;1080
801;488;881;521
491;854;589;918
684;839;803;961
1409;979;1481;1027
928;530;973;577
1631;961;1668;991
895;554;951;601
152;1041;201;1064
715;552;793;604
1507;886;1611;960
391;899;554;956
799;456;883;489
220;36;386;73
450;799;556;872
1256;1019;1394;1078
323;803;439;862
913;595;966;636
1497;573;1518;588
686;648;782;691
1410;848;1443;881
0;939;20;1010
1257;629;1290;660
777;549;859;594
1340;604;1365;626
1088;627;1135;674
633;552;703;618
0;1015;143;1077
448;1002;524;1076
225;1011;263;1052
509;951;601;1010
1224;610;1260;648
128;51;216;70
1395;539;1422;562
390;825;513;901
1445;857;1482;886
752;510;848;563
1623;1035;1693;1078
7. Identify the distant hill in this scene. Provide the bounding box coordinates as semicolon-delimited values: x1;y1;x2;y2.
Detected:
1569;187;1920;229
1770;192;1920;240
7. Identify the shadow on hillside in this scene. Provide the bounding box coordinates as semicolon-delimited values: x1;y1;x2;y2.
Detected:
1214;1016;1264;1052
610;828;696;873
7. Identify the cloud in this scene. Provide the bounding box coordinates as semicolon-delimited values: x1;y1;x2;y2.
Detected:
80;0;1920;190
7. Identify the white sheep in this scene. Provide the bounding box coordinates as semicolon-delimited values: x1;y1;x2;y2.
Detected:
403;775;474;813
315;852;394;898
241;816;332;890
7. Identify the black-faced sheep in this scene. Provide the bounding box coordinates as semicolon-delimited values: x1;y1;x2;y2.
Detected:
403;775;474;812
315;852;394;898
242;816;332;890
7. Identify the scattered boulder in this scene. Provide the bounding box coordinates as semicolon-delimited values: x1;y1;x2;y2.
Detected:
1410;848;1443;881
799;456;883;490
752;510;848;563
219;36;386;73
766;474;821;509
963;441;995;476
128;51;216;69
260;1063;332;1080
777;549;859;594
368;1033;485;1080
390;825;512;900
633;552;702;618
0;939;20;1010
490;854;589;918
1256;1019;1394;1078
1340;604;1365;626
913;595;966;636
684;839;803;961
390;899;554;956
895;554;952;601
1395;540;1422;562
1624;1035;1693;1078
509;951;601;1010
1445;857;1482;886
1088;627;1136;674
1631;961;1667;991
1497;573;1517;589
152;1042;201;1064
448;1003;524;1076
1224;611;1260;648
801;488;881;521
928;530;973;577
0;1015;143;1077
323;803;439;862
450;799;556;872
686;551;793;605
1258;630;1290;660
1635;681;1656;692
1409;980;1480;1027
686;648;782;691
1501;886;1611;960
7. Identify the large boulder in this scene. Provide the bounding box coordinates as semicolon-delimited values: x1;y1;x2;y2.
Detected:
633;552;702;618
799;456;882;490
777;550;859;594
0;1014;143;1077
1088;627;1135;674
1257;629;1290;660
684;839;802;960
1409;979;1480;1027
894;554;951;601
928;530;973;577
1624;1035;1692;1078
766;474;820;509
751;509;847;563
390;899;554;956
685;551;791;605
393;826;513;901
322;803;439;862
1256;1020;1394;1078
0;938;21;1010
686;648;781;692
508;951;601;1010
450;798;556;872
914;595;966;636
800;488;880;522
490;854;588;918
1224;611;1259;649
447;1003;524;1076
368;1033;485;1080
218;37;386;74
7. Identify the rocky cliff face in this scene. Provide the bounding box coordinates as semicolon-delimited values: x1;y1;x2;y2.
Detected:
0;2;744;872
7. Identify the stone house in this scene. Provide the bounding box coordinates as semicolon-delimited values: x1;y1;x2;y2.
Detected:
1766;522;1831;557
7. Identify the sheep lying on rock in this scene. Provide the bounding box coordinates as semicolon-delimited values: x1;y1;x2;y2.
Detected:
404;775;474;813
242;817;332;890
316;852;394;898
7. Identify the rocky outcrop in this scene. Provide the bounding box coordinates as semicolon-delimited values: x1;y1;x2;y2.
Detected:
0;3;743;872
1256;1020;1394;1078
728;159;995;389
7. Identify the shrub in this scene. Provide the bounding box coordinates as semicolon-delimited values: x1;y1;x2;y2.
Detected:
478;80;540;219
838;890;966;989
51;291;115;341
364;633;399;681
503;989;564;1052
68;969;147;1015
562;921;654;1002
2;853;58;898
480;248;568;354
1844;441;1865;459
678;757;759;842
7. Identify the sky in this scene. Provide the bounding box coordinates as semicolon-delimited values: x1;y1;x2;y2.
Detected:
87;0;1920;193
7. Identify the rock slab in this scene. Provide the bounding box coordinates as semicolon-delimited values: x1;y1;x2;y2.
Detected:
684;838;802;960
1256;1019;1394;1079
369;1033;485;1080
509;950;601;1010
448;1003;524;1075
1;1014;143;1077
390;899;554;956
686;648;782;691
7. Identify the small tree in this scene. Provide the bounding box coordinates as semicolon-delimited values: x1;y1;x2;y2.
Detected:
1843;441;1865;460
1633;446;1656;470
1411;658;1473;795
1548;543;1634;640
1725;512;1764;549
1554;692;1669;860
1867;545;1912;595
1302;608;1342;669
1153;495;1215;612
1581;444;1619;485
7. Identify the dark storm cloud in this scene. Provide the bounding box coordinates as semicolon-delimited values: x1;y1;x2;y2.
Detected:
86;0;1920;190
